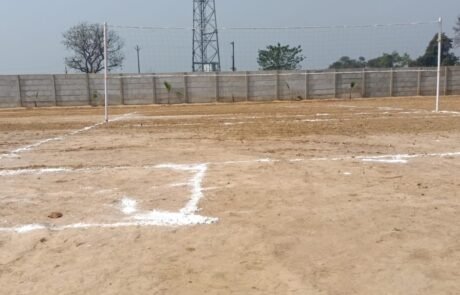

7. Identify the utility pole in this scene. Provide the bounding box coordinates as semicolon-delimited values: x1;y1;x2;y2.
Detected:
230;41;236;72
135;45;141;74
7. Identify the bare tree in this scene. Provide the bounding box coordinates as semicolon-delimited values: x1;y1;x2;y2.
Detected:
63;23;124;73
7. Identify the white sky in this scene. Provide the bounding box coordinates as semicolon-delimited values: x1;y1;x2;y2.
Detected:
0;0;458;74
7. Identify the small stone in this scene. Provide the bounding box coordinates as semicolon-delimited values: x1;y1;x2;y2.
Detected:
48;212;63;219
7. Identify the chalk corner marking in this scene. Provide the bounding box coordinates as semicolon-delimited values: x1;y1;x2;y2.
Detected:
0;163;218;234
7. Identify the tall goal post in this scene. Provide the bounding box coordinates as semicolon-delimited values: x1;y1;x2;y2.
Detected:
436;17;443;112
103;22;109;123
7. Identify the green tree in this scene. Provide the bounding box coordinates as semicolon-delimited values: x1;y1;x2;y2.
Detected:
454;15;460;48
63;23;125;73
367;51;412;68
413;33;458;66
257;43;305;70
329;56;366;69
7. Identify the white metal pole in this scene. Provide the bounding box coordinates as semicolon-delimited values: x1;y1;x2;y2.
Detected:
435;17;442;112
103;22;109;123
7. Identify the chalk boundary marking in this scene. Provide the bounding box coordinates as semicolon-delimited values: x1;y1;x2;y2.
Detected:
0;113;136;161
0;163;217;234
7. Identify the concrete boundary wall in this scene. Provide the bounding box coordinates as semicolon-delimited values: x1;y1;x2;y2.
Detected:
0;67;459;108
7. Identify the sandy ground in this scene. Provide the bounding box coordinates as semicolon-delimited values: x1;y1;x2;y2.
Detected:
0;96;460;294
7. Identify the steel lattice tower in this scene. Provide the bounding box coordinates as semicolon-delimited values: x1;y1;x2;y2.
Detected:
192;0;221;72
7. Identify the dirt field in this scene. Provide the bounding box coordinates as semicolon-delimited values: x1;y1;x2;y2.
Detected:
1;96;460;294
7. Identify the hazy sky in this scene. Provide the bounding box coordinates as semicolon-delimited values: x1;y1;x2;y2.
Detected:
0;0;458;74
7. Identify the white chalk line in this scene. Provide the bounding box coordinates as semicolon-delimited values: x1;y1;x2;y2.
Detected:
207;151;460;165
2;150;460;178
154;163;209;215
0;163;217;234
133;110;460;129
212;152;460;165
437;110;460;115
134;114;459;130
301;118;338;122
310;151;460;164
0;113;136;161
0;159;274;177
0;167;72;177
378;107;405;111
120;197;138;215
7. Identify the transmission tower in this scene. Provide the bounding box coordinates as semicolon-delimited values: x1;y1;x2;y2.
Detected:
192;0;221;72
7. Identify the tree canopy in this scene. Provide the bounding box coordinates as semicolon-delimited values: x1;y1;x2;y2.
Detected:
454;15;460;48
367;52;412;68
412;33;458;66
257;43;305;70
329;52;411;69
329;33;460;69
63;23;124;73
329;56;366;69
